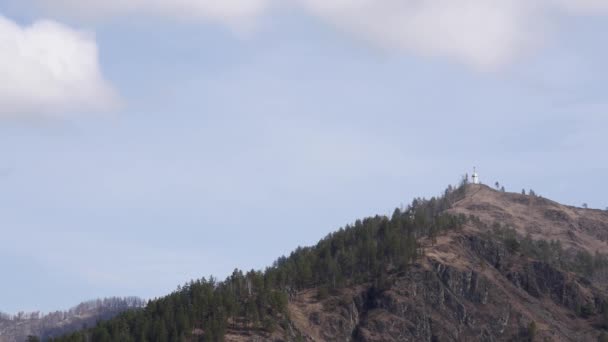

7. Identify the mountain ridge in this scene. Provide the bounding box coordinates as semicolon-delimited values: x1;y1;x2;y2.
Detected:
0;297;145;342
278;184;608;341
45;182;608;341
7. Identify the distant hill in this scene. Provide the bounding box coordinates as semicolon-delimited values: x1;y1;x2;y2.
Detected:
49;182;608;341
0;297;144;342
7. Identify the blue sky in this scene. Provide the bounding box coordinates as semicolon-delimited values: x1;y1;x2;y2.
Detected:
0;1;607;313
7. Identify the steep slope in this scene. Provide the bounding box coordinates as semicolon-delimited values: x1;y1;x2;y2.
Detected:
284;185;608;341
50;183;608;342
0;297;144;342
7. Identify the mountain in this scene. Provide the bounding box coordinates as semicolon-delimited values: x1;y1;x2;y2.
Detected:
0;297;145;342
49;182;608;341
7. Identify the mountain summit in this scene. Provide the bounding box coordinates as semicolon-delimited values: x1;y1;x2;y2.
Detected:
285;184;608;341
50;183;608;342
451;184;608;254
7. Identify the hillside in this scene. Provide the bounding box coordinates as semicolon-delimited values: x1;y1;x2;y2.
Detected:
49;183;608;341
449;185;608;254
283;185;608;341
0;298;144;342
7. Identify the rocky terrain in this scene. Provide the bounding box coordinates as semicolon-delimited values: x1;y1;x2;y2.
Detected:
225;184;608;341
0;297;144;342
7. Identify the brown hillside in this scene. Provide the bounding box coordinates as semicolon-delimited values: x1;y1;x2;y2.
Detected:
449;184;608;254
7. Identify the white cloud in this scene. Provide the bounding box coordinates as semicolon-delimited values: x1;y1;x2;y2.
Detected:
297;0;608;69
294;0;607;70
0;15;117;118
297;0;545;70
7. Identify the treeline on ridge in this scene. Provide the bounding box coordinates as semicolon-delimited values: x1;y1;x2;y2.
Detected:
50;182;469;342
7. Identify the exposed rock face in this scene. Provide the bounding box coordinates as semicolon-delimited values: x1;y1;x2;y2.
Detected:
284;243;600;341
227;185;608;341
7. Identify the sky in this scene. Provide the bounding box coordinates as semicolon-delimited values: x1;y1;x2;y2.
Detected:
0;0;607;313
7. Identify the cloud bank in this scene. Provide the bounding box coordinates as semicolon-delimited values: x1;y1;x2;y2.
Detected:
0;15;117;118
3;0;607;118
298;0;541;70
29;0;608;71
296;0;608;69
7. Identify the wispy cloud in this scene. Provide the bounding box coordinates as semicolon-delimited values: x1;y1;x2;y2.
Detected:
25;0;608;70
0;15;118;118
297;0;543;71
554;0;608;14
